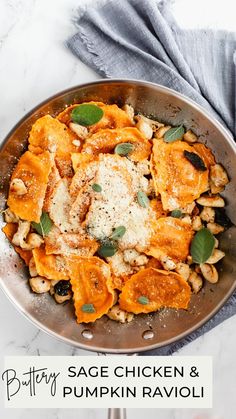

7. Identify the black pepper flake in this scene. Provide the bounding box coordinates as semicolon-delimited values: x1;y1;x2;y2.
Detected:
183;150;207;171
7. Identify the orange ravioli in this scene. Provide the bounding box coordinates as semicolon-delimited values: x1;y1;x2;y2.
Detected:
150;154;159;196
2;223;32;265
54;155;74;178
71;153;93;172
7;150;52;222
57;102;133;133
82;127;151;161
66;256;115;323
152;139;209;210
150;199;168;219
32;247;68;280
146;257;162;270
147;217;193;262
111;275;131;291
28;115;80;177
15;247;32;265
2;222;17;239
119;268;191;314
28;115;79;155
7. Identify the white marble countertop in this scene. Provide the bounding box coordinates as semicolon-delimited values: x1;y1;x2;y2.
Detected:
0;0;235;418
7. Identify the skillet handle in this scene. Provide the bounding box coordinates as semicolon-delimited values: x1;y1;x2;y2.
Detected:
102;353;137;419
108;408;127;419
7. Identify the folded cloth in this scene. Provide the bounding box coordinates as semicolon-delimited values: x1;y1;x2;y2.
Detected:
67;0;236;354
68;0;236;134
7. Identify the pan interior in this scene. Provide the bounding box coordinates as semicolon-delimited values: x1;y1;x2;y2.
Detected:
1;80;236;353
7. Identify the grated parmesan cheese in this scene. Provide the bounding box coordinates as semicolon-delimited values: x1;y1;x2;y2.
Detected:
46;153;155;270
45;227;97;257
55;256;68;274
84;154;153;249
107;250;134;277
118;203;152;251
48;178;83;234
123;249;148;266
70;160;98;196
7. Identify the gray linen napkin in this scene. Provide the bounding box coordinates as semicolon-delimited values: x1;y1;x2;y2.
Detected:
67;0;236;354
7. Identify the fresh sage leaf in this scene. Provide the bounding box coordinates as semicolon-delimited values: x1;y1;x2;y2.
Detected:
171;209;182;218
137;296;149;305
111;226;126;240
184;150;207;172
92;183;102;192
97;240;118;258
32;212;53;237
164;125;185;143
190;228;215;264
114;142;134;156
137;191;150;208
81;303;96;313
71;104;104;126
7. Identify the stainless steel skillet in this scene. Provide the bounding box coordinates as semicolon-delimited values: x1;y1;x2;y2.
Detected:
0;79;236;355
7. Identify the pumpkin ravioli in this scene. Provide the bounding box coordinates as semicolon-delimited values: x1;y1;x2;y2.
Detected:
66;256;115;323
28;115;80;177
32;247;68;280
28;115;79;155
119;268;191;314
57;102;133;133
152;139;210;211
147;217;193;262
82;127;151;161
7;150;52;223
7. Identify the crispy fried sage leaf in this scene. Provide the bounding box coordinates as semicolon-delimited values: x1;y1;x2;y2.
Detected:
32;212;53;237
111;226;126;240
97;240;118;258
98;227;126;257
92;183;102;192
81;303;96;313
163;125;185;143
137;191;150;208
190;228;215;264
137;296;149;305
171;209;182;218
71;104;104;126
114;142;134;156
184;150;207;172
